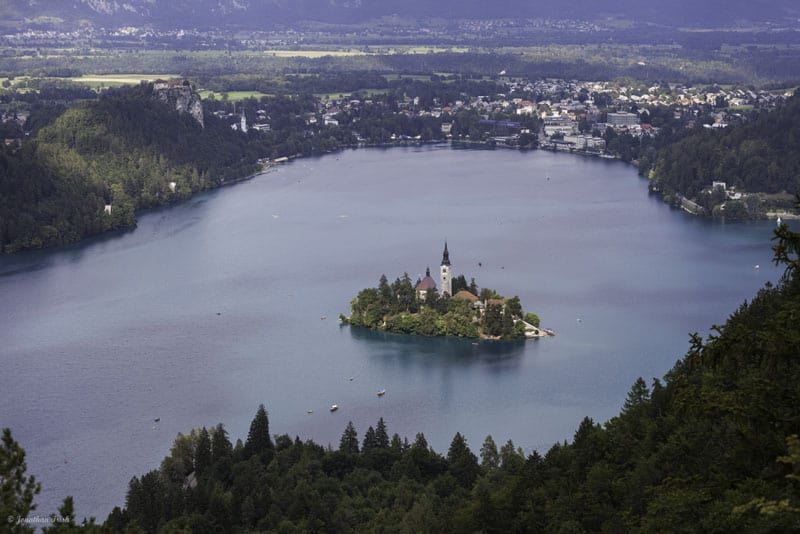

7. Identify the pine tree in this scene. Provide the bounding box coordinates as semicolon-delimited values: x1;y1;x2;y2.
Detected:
244;404;274;462
375;418;390;449
47;496;76;529
211;423;232;464
363;426;377;451
195;427;212;476
125;470;165;533
447;432;480;488
390;433;403;453
0;428;41;533
480;435;500;470
378;274;394;309
499;439;525;473
339;422;359;454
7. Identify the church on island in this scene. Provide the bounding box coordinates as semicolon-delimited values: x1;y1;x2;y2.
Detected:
413;242;503;312
415;242;453;300
342;241;553;339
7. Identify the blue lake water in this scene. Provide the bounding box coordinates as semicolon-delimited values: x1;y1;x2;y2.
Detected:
0;145;791;521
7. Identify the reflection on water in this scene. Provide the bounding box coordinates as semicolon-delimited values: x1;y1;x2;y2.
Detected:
0;258;52;277
348;325;527;367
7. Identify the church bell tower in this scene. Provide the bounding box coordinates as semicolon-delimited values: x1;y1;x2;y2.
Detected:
440;241;452;297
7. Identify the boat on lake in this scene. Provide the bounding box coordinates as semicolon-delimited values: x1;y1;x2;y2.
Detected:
377;389;386;396
330;404;339;412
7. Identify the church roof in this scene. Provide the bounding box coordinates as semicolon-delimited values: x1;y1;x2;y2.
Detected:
416;267;437;291
453;290;479;302
441;241;451;266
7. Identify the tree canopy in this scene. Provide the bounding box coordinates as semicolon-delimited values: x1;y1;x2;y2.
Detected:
343;273;531;339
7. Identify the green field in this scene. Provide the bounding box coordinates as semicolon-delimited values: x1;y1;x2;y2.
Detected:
261;46;469;58
68;73;179;88
199;90;270;101
263;49;367;58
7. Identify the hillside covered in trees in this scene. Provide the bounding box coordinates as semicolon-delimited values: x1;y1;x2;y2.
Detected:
0;76;536;254
4;219;797;532
0;84;259;253
644;94;800;218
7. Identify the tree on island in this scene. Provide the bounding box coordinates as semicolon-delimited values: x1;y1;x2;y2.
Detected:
452;274;470;294
343;274;534;339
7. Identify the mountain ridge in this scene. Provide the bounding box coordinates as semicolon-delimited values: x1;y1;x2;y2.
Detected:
3;0;799;31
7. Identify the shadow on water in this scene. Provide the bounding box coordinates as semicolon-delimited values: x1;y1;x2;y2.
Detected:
0;225;135;276
347;325;526;368
0;194;219;277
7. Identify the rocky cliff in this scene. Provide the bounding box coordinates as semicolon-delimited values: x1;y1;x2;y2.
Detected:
151;80;204;128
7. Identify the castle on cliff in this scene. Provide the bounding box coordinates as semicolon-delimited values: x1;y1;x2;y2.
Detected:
151;79;204;128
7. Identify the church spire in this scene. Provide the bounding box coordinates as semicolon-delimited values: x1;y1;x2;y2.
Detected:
439;241;452;297
441;241;451;266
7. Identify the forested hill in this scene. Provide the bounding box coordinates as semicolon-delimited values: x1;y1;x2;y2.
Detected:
646;93;800;213
0;84;259;253
24;224;791;531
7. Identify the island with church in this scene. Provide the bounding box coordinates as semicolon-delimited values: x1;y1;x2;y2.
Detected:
340;242;553;340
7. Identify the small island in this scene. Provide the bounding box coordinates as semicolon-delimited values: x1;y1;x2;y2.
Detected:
341;242;552;340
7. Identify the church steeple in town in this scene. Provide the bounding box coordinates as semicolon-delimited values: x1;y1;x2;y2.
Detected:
441;241;451;266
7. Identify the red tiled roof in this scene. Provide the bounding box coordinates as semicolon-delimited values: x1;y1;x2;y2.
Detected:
416;276;437;291
453;290;478;302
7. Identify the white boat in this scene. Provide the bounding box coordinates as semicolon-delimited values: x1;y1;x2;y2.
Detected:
329;404;339;412
777;216;783;226
377;389;386;397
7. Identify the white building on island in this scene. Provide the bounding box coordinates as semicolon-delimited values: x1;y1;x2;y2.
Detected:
440;241;452;297
415;242;453;300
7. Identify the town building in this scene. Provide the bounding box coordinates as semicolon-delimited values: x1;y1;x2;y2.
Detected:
607;111;640;128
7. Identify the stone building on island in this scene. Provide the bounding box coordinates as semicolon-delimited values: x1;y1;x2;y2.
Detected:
415;267;437;301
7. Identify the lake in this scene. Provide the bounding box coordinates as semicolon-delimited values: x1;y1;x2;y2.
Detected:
0;145;789;521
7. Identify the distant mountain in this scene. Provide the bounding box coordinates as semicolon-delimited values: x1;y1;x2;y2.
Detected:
3;0;799;31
